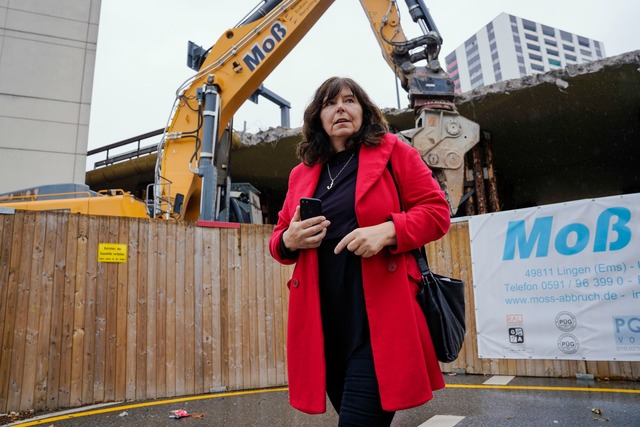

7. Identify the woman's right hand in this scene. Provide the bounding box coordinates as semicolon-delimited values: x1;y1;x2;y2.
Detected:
282;206;330;251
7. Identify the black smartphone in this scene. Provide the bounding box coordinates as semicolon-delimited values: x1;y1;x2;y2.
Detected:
300;197;323;220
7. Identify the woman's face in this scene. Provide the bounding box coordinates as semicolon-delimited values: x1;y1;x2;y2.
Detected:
320;85;363;151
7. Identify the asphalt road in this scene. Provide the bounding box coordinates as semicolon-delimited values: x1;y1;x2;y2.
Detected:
5;374;640;427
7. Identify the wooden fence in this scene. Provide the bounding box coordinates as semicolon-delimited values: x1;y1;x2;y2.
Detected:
0;212;638;414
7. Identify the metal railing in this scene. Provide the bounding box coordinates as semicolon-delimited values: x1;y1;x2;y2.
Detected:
87;128;164;168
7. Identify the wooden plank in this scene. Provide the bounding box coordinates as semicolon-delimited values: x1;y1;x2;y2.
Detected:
20;213;47;410
145;220;159;398
192;224;204;394
50;214;71;409
228;227;243;389
219;227;230;389
115;218;129;401
91;216;108;403
0;214;15;412
274;261;289;385
200;226;216;392
44;214;73;408
184;221;196;395
631;361;640;380
103;217;120;402
125;218;139;401
82;215;99;404
135;219;149;400
254;226;267;387
210;227;224;390
242;225;256;388
156;220;169;398
70;214;89;407
174;221;186;396
250;225;269;387
234;228;246;389
32;213;60;409
162;221;175;396
262;227;277;386
0;213;24;412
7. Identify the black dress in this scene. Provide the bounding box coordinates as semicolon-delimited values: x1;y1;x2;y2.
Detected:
311;150;371;405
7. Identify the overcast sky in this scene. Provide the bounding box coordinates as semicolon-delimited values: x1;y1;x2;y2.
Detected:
87;1;639;153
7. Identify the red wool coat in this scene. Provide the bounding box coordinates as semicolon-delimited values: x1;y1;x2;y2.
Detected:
269;133;451;414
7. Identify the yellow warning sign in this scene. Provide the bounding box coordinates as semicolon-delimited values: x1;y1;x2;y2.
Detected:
98;243;128;263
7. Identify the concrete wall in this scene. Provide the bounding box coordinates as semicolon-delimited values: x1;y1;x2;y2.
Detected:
0;0;101;194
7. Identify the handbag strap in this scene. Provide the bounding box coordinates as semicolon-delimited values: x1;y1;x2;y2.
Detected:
386;159;432;276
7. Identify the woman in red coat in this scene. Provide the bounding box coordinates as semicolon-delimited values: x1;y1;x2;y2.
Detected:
269;77;451;426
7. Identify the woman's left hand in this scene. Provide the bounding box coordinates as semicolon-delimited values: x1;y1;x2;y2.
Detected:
334;221;397;258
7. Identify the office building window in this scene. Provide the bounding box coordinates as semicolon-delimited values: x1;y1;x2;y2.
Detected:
566;54;577;61
548;58;561;67
560;30;572;42
578;36;590;47
522;19;536;32
469;63;482;78
541;25;555;37
527;43;541;51
519;65;527;76
547;48;559;56
525;33;539;42
465;35;478;49
563;44;575;52
470;75;484;89
531;63;544;71
580;48;592;56
594;41;603;58
446;51;457;65
509;14;517;23
487;22;495;40
545;39;557;47
529;53;542;62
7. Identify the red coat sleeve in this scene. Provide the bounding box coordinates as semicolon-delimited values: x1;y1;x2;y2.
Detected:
387;139;451;253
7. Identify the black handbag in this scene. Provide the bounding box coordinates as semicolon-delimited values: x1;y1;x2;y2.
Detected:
411;248;466;363
386;158;466;363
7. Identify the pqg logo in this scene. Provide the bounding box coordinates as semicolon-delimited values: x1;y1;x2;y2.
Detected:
557;333;579;354
555;311;577;332
613;316;640;345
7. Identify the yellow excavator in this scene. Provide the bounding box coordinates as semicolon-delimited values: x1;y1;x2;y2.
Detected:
0;0;479;220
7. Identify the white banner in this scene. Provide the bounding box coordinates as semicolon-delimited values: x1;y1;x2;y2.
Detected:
468;193;640;361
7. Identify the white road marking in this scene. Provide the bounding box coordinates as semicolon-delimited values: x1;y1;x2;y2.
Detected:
417;415;466;426
483;375;515;385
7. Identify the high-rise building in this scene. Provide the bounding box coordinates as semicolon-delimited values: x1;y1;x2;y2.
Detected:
445;13;606;93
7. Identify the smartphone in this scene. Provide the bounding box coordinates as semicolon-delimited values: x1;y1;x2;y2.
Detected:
300;197;323;220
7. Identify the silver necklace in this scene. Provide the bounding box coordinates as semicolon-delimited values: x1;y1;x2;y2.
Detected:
326;152;355;190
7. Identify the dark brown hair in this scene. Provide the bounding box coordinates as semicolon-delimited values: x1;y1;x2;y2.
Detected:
297;77;388;165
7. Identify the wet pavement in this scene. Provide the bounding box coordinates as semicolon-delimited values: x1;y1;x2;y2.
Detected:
6;374;640;426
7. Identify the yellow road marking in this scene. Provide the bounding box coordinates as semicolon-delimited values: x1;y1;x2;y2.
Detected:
13;387;288;426
446;383;640;393
12;383;640;426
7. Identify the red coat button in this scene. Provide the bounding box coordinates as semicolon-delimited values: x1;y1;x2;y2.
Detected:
388;262;397;272
291;278;300;288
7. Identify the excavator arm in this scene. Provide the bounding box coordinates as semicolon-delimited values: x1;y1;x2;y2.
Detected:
152;0;479;221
